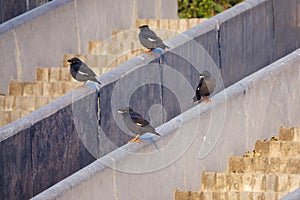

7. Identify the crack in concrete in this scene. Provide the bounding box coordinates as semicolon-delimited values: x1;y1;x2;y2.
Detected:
74;0;81;54
13;29;22;80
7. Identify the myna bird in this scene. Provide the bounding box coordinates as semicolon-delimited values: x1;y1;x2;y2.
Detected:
67;57;101;85
118;107;161;143
193;71;216;103
138;25;169;53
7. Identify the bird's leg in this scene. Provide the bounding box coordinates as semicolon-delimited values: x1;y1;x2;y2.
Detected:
76;82;87;88
142;49;155;55
128;134;142;143
201;96;212;103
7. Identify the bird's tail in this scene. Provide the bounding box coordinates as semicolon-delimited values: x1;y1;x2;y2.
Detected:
91;77;102;85
163;43;169;49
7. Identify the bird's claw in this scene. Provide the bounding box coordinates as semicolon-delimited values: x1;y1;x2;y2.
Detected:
201;97;212;103
128;138;142;143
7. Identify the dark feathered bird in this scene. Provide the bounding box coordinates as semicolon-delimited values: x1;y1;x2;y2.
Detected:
118;107;161;143
193;71;216;103
67;57;101;85
139;25;169;52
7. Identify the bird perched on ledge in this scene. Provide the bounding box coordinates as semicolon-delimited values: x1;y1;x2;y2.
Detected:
67;57;101;85
193;71;216;103
138;25;169;53
118;107;161;143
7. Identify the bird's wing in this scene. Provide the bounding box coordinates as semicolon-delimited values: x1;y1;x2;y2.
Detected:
142;30;163;43
78;63;97;76
130;112;150;127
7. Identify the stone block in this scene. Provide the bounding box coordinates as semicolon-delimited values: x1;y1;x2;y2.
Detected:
279;127;293;141
266;174;278;192
277;174;289;192
174;190;200;200
201;172;216;191
49;67;61;82
36;68;49;82
290;127;300;142
199;191;213;200
179;19;189;31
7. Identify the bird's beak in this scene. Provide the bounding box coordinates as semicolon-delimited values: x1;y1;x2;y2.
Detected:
67;59;72;63
199;75;205;78
117;109;125;114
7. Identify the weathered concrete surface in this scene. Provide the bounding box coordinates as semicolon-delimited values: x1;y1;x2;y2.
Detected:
0;0;178;94
0;87;98;199
32;48;300;200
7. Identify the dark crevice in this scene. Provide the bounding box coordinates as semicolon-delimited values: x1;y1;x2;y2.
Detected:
216;22;222;72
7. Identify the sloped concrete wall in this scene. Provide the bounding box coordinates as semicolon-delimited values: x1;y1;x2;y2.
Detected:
32;48;300;200
0;88;98;199
0;0;178;94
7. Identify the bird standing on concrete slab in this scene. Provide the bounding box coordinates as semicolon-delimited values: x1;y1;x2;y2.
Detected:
193;71;216;103
67;57;101;85
138;25;169;52
118;107;161;143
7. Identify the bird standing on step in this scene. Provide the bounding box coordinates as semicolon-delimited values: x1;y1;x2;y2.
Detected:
118;107;161;143
138;25;169;53
192;71;216;103
67;57;101;85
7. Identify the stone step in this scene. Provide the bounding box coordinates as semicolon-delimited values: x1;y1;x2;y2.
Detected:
0;96;54;112
175;190;288;200
9;81;77;97
0;110;31;128
136;18;207;30
228;157;300;174
36;67;72;82
254;140;300;158
63;53;137;75
279;126;300;142
201;172;300;193
110;28;180;44
88;40;143;55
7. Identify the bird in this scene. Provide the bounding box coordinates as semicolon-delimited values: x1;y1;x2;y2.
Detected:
138;25;169;53
118;107;161;143
67;57;101;85
192;71;216;103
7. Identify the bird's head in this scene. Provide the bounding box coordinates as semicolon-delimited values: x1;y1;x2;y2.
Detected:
199;71;211;79
117;107;133;114
139;25;149;30
67;57;82;65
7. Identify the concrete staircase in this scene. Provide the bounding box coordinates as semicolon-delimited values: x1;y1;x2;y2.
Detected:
175;127;300;200
0;18;206;128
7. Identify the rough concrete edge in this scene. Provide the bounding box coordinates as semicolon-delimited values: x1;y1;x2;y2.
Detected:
0;0;73;35
212;0;268;24
0;85;97;141
31;46;300;199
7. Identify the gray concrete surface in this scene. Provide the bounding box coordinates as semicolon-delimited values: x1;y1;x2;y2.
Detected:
0;86;98;199
0;0;178;94
32;48;300;200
